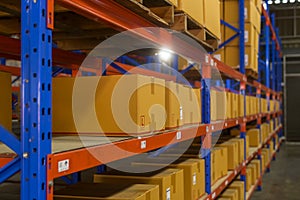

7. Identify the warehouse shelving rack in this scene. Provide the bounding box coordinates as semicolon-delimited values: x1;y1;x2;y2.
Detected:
0;0;283;200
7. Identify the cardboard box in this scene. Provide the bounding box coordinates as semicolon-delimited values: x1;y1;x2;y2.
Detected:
94;168;184;200
261;154;266;169
229;181;245;200
177;0;204;25
165;81;182;128
213;48;225;63
262;148;270;167
0;71;12;131
232;93;238;118
132;158;205;200
251;159;261;178
246;167;252;191
231;138;245;164
204;0;221;39
225;46;257;72
248;164;257;185
224;0;256;25
54;183;159;200
211;147;228;184
53;75;165;135
216;90;226;120
220;188;239;200
247;129;261;147
226;92;232;119
192;88;202;124
217;141;239;170
256;0;262;13
225;23;256;46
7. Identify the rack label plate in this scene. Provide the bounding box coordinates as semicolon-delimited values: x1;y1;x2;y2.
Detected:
58;159;70;173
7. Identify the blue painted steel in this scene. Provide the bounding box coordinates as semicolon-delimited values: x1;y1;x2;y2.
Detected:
265;9;270;113
271;14;276;91
121;55;141;66
21;0;53;199
218;33;239;49
110;62;129;74
60;173;80;185
0;158;20;183
180;63;195;75
239;0;245;74
0;58;6;65
148;143;178;157
201;67;211;194
97;165;106;174
0;126;21;154
221;20;240;33
225;79;231;89
172;55;179;76
52;68;64;77
11;76;21;84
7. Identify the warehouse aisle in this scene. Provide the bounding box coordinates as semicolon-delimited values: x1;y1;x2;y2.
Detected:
251;143;300;200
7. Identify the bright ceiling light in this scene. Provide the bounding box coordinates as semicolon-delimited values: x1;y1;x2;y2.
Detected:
274;0;280;4
282;0;288;3
290;0;296;3
268;0;273;4
158;49;172;62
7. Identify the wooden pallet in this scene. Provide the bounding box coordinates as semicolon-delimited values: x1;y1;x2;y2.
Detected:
246;68;258;80
115;0;175;26
171;13;219;52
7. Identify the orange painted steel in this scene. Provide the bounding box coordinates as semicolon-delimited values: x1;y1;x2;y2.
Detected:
48;124;208;179
213;58;245;81
0;65;21;76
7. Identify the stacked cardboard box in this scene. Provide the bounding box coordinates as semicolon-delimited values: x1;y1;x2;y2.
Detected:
261;98;268;113
246;167;253;191
261;148;271;168
216;140;239;170
228;181;245;200
180;86;201;125
211;147;229;184
220;0;261;73
260;123;270;142
177;0;221;39
131;158;205;200
238;94;245;117
54;183;159;200
94;168;184;200
0;71;12;131
247;164;258;185
219;188;239;200
251;159;261;179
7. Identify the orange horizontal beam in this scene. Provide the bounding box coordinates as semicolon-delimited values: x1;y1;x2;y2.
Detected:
48;124;208;179
214;58;245;81
0;65;20;76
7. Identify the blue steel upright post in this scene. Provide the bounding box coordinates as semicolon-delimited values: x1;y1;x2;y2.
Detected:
201;56;212;194
21;0;53;199
238;0;247;199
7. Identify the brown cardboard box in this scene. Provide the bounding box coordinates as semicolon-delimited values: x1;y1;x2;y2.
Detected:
54;183;159;200
94;168;184;200
220;188;239;200
180;85;201;125
53;75;165;135
214;147;229;178
165;81;182;128
255;0;262;13
231;138;245;164
216;90;226;120
132;158;205;200
225;23;256;46
226;92;232;119
246;167;252;191
204;0;221;39
238;94;245;117
251;159;261;179
262;148;270;167
246;96;250;116
224;0;256;25
248;164;257;185
247;129;261;147
217;141;239;170
229;181;245;200
217;198;231;200
232;93;238;118
213;48;225;63
177;0;204;25
0;71;12;131
225;46;257;72
246;135;250;156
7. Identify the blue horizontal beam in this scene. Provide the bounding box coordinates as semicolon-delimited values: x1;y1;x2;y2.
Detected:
0;126;20;154
0;158;20;183
180;63;196;75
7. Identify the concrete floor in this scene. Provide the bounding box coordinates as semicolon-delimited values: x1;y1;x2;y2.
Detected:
0;143;299;200
251;143;300;200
